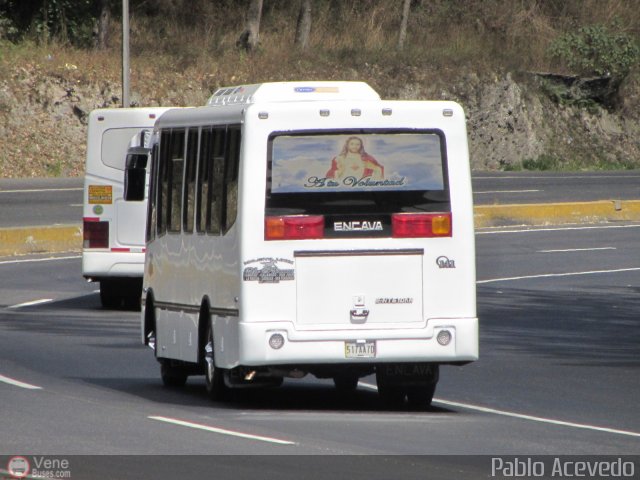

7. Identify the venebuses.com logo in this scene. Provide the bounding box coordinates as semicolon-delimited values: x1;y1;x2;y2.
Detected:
7;457;29;478
5;456;72;479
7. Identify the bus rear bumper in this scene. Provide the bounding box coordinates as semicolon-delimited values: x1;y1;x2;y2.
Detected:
236;318;479;366
82;250;145;279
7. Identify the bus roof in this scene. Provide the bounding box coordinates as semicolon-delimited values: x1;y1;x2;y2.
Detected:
205;81;380;106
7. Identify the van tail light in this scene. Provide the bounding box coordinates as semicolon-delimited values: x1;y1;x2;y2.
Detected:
392;213;452;238
265;215;324;240
83;218;109;248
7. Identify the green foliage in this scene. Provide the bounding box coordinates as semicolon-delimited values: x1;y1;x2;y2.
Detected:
0;15;17;40
550;23;639;80
1;0;97;46
511;152;638;172
539;78;601;113
521;154;563;171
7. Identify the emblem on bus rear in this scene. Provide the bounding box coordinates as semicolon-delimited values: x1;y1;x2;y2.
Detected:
334;220;383;232
436;256;456;269
243;258;294;283
350;295;369;323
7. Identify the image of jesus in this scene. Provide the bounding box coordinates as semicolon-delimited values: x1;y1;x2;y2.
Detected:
325;136;384;180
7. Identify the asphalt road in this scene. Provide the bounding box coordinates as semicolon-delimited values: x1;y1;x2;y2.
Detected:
0;222;638;478
0;178;83;227
1;171;640;228
473;170;640;204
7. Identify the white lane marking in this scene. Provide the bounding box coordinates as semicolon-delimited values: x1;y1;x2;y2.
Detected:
473;175;640;180
358;383;640;438
0;188;83;194
433;399;640;438
538;247;616;253
148;416;297;446
358;382;378;391
477;267;640;284
476;189;541;194
8;298;53;309
0;374;42;390
0;255;81;266
477;224;640;235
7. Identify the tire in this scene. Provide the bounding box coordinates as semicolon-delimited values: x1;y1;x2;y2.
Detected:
378;385;406;408
124;292;141;311
406;383;436;409
160;361;188;388
124;281;142;311
333;374;359;393
100;278;142;310
99;280;121;309
204;320;226;401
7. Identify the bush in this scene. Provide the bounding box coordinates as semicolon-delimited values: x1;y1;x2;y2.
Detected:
550;23;639;80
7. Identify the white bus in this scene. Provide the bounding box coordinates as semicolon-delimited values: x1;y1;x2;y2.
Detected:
135;82;478;407
83;107;172;308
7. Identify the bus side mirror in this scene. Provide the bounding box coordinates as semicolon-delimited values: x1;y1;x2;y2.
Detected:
124;148;149;201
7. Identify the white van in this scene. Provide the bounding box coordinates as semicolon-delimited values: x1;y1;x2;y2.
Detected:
136;82;478;407
82;107;171;308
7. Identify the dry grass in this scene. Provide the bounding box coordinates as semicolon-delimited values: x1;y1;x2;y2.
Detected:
1;0;639;177
48;0;633;99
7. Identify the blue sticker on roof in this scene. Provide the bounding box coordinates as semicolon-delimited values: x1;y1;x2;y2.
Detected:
294;87;316;93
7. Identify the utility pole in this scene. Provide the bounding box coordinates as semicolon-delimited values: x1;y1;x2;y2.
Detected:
122;0;130;107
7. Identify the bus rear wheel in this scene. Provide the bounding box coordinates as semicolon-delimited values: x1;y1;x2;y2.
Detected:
377;386;406;408
204;321;226;401
160;361;188;388
406;384;436;409
99;280;120;309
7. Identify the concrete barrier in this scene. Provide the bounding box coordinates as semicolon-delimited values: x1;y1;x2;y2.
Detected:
474;200;640;228
2;200;640;257
0;225;82;257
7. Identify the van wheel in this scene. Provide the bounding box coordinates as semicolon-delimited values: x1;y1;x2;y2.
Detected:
160;361;188;388
333;374;359;393
204;321;226;401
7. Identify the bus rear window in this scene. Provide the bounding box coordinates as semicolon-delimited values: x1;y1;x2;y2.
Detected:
266;130;450;238
101;128;144;170
270;131;445;193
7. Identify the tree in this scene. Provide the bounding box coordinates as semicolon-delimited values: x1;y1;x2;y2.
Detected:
294;0;311;50
95;0;110;49
237;0;263;51
398;0;411;50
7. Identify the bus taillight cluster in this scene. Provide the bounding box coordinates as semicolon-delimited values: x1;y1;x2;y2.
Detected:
264;212;452;240
83;218;109;248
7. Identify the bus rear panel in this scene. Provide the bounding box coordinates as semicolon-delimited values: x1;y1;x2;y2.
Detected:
82;107;170;308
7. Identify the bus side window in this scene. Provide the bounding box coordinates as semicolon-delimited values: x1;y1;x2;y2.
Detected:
183;127;199;233
157;130;172;237
209;128;225;235
223;126;241;233
196;128;211;234
147;143;159;243
196;127;224;235
168;129;186;233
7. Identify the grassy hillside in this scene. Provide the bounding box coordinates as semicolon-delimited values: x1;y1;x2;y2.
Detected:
0;0;639;176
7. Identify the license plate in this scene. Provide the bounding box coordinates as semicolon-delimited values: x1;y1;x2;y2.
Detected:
345;340;376;358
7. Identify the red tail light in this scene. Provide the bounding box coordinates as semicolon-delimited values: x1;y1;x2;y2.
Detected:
265;215;324;240
392;213;452;238
83;218;109;248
